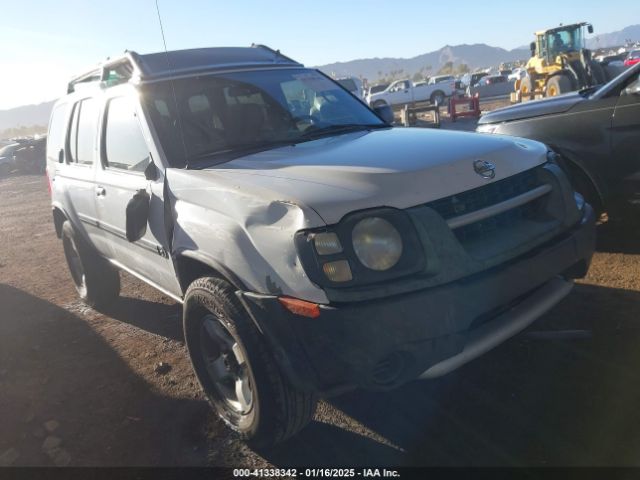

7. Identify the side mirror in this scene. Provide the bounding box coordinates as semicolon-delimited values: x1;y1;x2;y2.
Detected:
530;42;536;57
588;25;594;34
126;189;150;242
623;82;640;96
373;105;394;124
144;161;158;181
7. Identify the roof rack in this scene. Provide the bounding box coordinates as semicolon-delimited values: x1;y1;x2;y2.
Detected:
67;51;143;93
66;45;302;94
250;44;298;64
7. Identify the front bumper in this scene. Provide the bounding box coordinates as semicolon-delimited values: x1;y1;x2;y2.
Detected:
238;205;595;396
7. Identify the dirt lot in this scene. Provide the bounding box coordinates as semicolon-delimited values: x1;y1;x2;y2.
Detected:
2;167;640;467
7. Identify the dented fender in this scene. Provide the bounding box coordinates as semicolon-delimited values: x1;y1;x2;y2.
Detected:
165;168;329;304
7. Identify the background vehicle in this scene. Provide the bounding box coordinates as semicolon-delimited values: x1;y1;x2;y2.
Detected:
428;74;454;85
468;75;515;99
364;82;389;104
0;142;20;175
478;63;640;218
368;78;454;107
625;50;640;67
49;45;594;448
461;71;489;88
336;76;364;99
513;22;605;102
508;67;527;81
12;137;47;174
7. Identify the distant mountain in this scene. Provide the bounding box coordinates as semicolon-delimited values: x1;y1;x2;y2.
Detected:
0;100;56;132
316;44;530;82
587;24;640;49
317;24;640;82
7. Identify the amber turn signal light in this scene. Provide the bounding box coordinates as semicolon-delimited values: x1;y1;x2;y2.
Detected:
278;297;321;319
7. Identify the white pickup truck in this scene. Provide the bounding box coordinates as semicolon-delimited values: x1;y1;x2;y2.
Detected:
367;78;455;108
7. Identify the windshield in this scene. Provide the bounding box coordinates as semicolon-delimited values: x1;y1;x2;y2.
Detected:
546;26;585;57
142;68;384;167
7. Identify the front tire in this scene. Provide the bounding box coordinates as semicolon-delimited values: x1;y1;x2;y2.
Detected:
61;220;120;308
545;75;572;97
183;277;317;447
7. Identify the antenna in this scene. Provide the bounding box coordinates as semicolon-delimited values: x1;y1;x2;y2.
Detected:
154;0;189;167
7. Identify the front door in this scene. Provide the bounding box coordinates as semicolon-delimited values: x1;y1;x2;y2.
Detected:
94;94;180;297
611;70;640;203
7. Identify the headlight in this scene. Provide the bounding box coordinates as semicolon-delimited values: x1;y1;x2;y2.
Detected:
295;208;425;289
352;217;403;271
476;123;499;134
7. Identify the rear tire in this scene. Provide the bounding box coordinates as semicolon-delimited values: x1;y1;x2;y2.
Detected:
183;277;317;448
545;75;572;97
61;220;120;308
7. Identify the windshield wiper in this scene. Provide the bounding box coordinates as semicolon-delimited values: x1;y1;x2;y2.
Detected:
298;123;388;140
578;86;599;97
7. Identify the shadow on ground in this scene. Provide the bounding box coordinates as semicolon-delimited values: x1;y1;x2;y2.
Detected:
100;296;182;342
0;283;210;466
596;220;640;255
261;282;640;467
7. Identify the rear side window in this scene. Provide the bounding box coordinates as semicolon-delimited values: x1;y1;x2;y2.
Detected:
104;97;150;172
76;98;99;165
66;98;99;165
46;103;70;162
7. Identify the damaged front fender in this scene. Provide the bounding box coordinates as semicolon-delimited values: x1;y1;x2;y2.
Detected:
165;168;329;304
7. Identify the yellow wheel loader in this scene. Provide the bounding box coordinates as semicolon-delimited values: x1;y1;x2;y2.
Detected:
512;22;606;103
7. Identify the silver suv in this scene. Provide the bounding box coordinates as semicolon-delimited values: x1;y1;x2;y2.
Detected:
47;46;596;447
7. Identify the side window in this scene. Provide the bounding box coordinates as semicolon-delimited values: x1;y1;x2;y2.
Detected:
104;97;150;172
67;103;79;163
46;103;70;162
76;98;99;165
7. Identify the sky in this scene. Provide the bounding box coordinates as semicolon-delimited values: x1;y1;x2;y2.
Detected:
0;0;637;110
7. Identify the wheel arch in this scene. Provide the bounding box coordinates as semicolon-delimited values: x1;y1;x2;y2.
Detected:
551;145;605;212
52;205;67;239
175;250;247;295
430;89;445;101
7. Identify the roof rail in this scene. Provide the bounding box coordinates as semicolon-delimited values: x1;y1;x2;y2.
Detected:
251;44;298;64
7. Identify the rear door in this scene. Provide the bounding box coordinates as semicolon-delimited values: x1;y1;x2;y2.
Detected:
611;70;640;202
94;91;180;296
53;97;104;251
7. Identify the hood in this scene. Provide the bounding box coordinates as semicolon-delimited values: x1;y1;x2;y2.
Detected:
479;92;584;125
171;128;549;225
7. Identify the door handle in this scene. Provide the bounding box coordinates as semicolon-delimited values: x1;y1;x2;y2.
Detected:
96;186;106;197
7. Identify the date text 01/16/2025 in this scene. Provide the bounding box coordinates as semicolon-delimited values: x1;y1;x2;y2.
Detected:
233;468;401;478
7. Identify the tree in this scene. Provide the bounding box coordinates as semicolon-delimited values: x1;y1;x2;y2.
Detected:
437;61;454;75
454;63;470;74
412;72;423;82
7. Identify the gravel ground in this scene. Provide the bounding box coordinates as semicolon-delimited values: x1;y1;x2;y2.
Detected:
1;153;640;466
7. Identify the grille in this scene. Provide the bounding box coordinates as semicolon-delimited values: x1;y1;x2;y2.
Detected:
427;168;540;220
453;196;546;245
426;167;553;250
